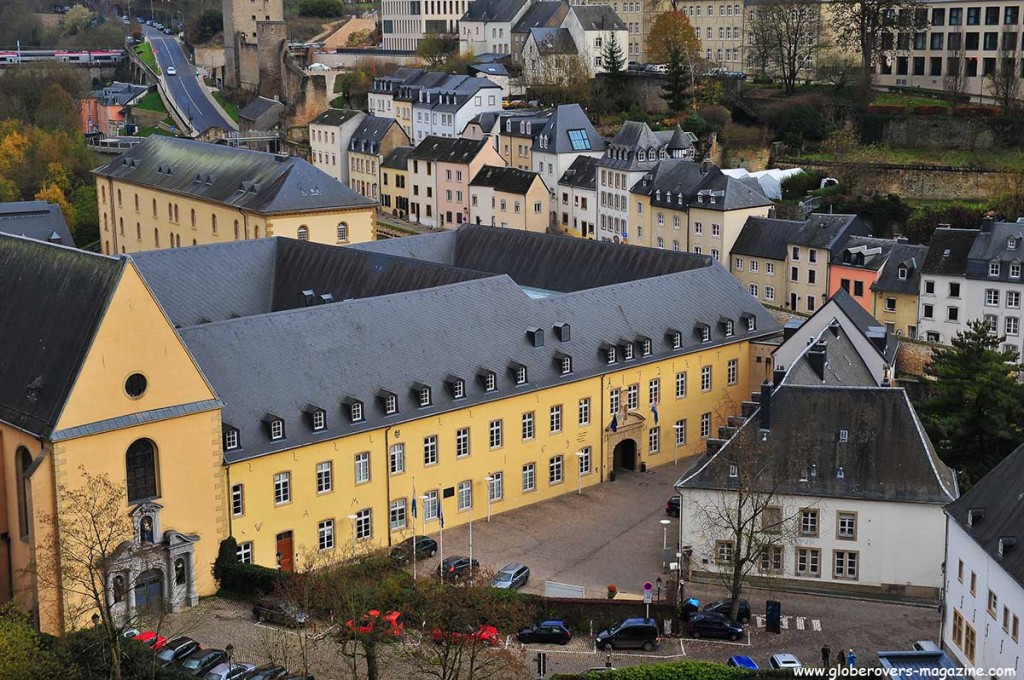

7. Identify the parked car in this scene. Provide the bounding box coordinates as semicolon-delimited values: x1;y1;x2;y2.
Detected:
687;612;744;641
166;66;177;76
390;536;437;563
203;662;255;680
436;555;479;581
491;563;530;590
769;653;803;669
703;598;751;624
181;649;228;676
595;618;659;651
665;496;680;517
344;610;405;638
282;674;315;680
430;622;500;646
516;620;572;645
308;63;330;71
131;630;168;650
727;656;759;670
242;665;288;680
252;597;310;628
627;60;643;71
155;637;200;667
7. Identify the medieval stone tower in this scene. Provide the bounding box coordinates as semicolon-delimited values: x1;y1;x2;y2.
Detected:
223;0;285;90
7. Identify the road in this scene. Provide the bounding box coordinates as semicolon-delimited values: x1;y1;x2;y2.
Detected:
143;25;236;134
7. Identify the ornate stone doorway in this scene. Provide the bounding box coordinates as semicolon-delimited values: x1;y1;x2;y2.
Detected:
613;439;638;471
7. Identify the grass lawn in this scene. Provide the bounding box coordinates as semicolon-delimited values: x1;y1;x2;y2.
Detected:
872;92;955;109
133;90;167;113
134;42;160;75
798;145;1023;169
212;91;240;123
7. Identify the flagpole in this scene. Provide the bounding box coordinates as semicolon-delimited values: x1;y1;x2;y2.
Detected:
412;477;417;581
469;504;473;569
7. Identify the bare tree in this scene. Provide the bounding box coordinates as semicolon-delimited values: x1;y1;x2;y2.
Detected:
987;37;1023;113
745;0;823;94
829;0;924;90
744;8;776;78
943;28;969;97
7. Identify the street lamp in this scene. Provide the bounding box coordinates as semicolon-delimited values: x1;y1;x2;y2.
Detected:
673;422;684;465
346;513;358;554
574;451;586;495
420;494;442;568
484;476;494;522
655;576;662;604
660;519;671;573
91;612;100;627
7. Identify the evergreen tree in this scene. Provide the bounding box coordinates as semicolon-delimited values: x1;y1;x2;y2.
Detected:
662;48;690;114
918;319;1024;487
601;31;626;77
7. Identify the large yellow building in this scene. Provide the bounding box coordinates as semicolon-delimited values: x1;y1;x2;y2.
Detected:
0;226;779;632
93;136;378;256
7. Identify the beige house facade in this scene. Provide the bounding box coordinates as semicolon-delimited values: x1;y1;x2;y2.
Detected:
468;165;551;231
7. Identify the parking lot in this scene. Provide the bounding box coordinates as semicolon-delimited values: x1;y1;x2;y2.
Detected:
159;461;941;676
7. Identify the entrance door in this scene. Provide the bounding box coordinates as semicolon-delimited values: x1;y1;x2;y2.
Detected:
790;292;798;311
134;569;164;614
613;439;638;471
276;531;294;573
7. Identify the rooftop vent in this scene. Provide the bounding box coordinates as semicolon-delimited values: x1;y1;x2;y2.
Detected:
999;536;1017;558
319;293;334;305
526;327;545;347
967;507;986;527
554;322;571;342
301;289;316;306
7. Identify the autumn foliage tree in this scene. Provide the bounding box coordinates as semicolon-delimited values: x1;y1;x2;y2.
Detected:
647;10;702;66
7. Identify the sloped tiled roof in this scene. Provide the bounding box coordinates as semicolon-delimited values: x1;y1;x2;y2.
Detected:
470;165;543;195
558;155;600;190
920;227;977;276
382;146;414;171
0;200;75;246
570;4;627;30
873;243;929;295
408;135;489;163
93;136;375;215
512;1;569;33
966;221;1024;281
239;96;284;123
348;116;403;155
530;27;577;54
731;217;805;259
831;235;897;271
462;0;530;22
309;108;364;127
533;103;605;154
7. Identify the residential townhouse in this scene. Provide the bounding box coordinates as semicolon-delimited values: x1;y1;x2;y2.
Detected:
308;108;367;185
916;227;978;344
494;109;554;170
381;0;470;50
468;165;551;230
407;135;505;227
677;300;956;599
556;155;599;238
964;219;1024;353
872;242;929;339
80;81;150;136
731;214;870;314
828;236;898;313
459;0;533;54
564;5;630;75
530;104;606;205
369;70;449;139
597;121;696;243
631;160;773;253
381;146;413;218
411;75;504;143
510;1;570;56
943;441;1024;674
347;116;411;203
94;136;377;255
523;5;629;80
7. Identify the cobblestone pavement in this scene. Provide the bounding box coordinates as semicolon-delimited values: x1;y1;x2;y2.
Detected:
158;461;940;677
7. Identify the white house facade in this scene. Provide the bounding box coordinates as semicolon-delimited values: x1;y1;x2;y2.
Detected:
917;227;977;344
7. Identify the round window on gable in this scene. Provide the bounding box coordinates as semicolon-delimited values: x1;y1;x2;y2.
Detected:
125;373;148;399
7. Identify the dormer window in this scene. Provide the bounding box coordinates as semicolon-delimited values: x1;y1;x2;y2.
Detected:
725;321;734;336
623;343;634;360
479;369;497;392
897;265;908;280
514;365;528;385
269;418;285;441
560;355;572;374
990;261;1001;277
638;149;646;161
836;466;845;479
746;316;756;332
223;426;240;451
1010;237;1017;250
350;401;364;422
418;386;432;407
606;346;617;364
452;379;466;399
641;338;652;356
669;330;682;349
728;464;738;478
312;409;326;431
379;391;398;415
700;325;711;343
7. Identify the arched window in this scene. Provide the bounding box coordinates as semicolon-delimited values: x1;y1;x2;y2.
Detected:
176;234;182;248
190;209;196;228
16;446;31;539
211;214;218;234
297;226;309;241
152;198;157;217
112;575;126;602
154;228;159;247
173;205;179;223
234;220;240;239
118;217;124;235
337;223;348;242
168;202;173;220
125;439;158;503
255;226;260;238
101;185;106;202
136;222;141;240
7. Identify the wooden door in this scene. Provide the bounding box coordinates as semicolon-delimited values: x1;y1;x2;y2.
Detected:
276;531;294;573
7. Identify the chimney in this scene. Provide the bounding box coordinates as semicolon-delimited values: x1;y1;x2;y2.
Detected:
867;327;888;353
700;160;711;175
807;342;827;380
981;217;995;232
783;318;803;341
828;320;841;338
759;380;772;430
772;366;786;385
301;289;316;306
999;536;1017;557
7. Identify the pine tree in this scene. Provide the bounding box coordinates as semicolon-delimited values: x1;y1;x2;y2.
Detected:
662;48;690;114
601;31;626;77
918;319;1024;487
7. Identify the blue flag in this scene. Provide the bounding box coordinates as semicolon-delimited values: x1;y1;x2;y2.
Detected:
652;400;659;425
412;497;417;519
439;508;445;528
610;413;618;432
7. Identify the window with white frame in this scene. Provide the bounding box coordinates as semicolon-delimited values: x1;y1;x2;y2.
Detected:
716;540;734;564
986;314;999;332
456;427;470;457
672;332;682;349
675;419;687;445
1012;263;1022;278
627;384;639;410
453;379;465;399
515;366;527;384
735;257;743;270
649;426;660;453
623;343;634;360
350;401;364;422
457;480;472;511
423;491;438;521
648;378;660;405
765;286;775;301
522;412;535;440
749;283;759;297
318;519;335;551
550;405;562;433
834;550;858;579
701;365;712;391
610;388;620;415
579;398;591;426
419;386;431;407
750;260;759;273
270;419;284;440
561;356;572;374
225;428;239;451
317;460;333;493
701;326;711;342
488;472;503;500
727;359;738;385
990;261;1001;276
231;484;244;516
389;499;407;530
800;508;819;536
522;463;536;492
237;541;253;564
312;410;326;431
606;346;617;364
389;443;405;474
489;419;503;448
549;455;564;484
766;262;775;275
355;509;372;540
384;395;397;414
578;447;592;474
423;435;438;465
986;289;1000;306
837;511;856;538
274;472;291;504
747;316;756;332
676;371;687;398
796;547;821;576
1009;291;1021;308
700;412;711;438
1007;317;1020;335
642;338;652;356
485;372;497;391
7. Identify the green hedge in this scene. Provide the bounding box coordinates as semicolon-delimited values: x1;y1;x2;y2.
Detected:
214;537;285;597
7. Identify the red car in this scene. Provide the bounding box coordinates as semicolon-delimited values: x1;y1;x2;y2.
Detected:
344;610;405;638
430;623;500;647
132;630;168;650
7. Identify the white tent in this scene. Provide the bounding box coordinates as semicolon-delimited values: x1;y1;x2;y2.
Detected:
721;167;805;200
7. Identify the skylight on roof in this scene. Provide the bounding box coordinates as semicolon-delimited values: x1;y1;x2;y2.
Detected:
567;129;591;151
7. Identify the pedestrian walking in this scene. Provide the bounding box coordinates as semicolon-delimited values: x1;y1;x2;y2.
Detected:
848;649;857;668
836;648;847;667
821;644;831;667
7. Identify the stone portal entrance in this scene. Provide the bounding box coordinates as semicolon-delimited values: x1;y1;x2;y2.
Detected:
602;408;647;479
613;439;638;471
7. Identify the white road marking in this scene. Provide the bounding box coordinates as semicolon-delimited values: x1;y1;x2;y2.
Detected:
796;617;805;631
781;616;789;630
755;615;765;628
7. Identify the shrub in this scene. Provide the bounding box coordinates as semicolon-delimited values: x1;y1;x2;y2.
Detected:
781;171;823;200
866;104;905;115
213;537;284;597
762;97;831;147
554;659;755;679
297;0;343;17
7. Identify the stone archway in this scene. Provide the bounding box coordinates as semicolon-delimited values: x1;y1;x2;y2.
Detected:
613;439;638;471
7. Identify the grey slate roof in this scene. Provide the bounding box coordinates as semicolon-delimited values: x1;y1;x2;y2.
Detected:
470;165;543;195
382;146;414;171
831;235;897;271
946;441;1024;587
239;96;284;123
415;75;502;113
409;135;489;163
0;235;124;436
164;227;778;463
370;67;425;95
830;288;899;365
512;1;568;33
782;324;876;387
731;217;804;259
462;0;529;22
309;108;364;127
921;227;977;276
600;121;670;172
679;384;958;504
348;116;402;155
530;27;577;55
471;63;509;76
0;200;76;246
570;4;627;30
795;213;870;253
688;171;772;211
93;136;375;215
873;243;929;295
966;221;1024;281
533;104;605;154
89;81;150;107
558;155;599;190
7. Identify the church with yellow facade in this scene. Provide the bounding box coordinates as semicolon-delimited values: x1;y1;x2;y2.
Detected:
0;226;779;634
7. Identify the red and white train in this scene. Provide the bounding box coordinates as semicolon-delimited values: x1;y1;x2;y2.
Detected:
0;49;125;65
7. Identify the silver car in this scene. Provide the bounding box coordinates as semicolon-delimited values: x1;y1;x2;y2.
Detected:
203;662;255;680
491;562;530;590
